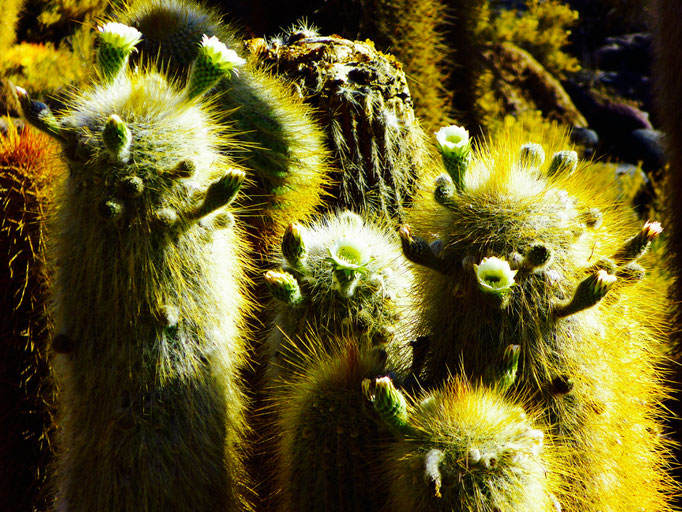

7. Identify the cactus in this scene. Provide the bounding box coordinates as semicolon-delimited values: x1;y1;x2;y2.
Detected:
401;124;673;510
264;210;415;382
381;378;561;512
273;336;397;512
18;24;252;511
248;32;433;223
0;122;63;512
117;0;330;250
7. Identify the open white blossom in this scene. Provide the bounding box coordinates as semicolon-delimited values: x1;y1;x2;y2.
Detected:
328;237;372;270
97;22;142;52
474;256;517;295
435;125;470;158
200;34;246;71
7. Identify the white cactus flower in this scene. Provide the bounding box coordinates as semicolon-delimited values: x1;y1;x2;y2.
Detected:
474;256;517;295
435;124;470;158
328;237;372;270
200;34;246;73
97;22;142;52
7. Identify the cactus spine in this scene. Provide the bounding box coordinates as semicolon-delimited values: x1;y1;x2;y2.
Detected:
19;24;252;511
401;124;673;511
118;0;331;249
265;210;415;381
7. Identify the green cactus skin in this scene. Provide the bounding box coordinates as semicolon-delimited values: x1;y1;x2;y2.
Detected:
19;31;253;511
264;210;415;381
402;126;673;511
117;0;331;250
384;379;561;512
248;33;433;223
273;337;397;512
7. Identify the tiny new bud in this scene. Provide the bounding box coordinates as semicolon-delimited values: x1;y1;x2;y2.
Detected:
547;150;578;177
519;142;545;168
102;114;132;163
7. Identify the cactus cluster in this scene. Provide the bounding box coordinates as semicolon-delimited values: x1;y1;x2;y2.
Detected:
401;124;672;510
19;23;253;511
9;0;675;510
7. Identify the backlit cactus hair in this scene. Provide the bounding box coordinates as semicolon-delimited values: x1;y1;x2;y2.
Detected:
375;378;562;512
117;0;331;250
18;24;253;511
400;123;673;510
264;210;416;381
272;335;398;512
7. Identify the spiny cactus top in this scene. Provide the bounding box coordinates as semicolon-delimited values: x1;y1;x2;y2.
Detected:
265;211;416;379
402;124;672;511
18;26;253;512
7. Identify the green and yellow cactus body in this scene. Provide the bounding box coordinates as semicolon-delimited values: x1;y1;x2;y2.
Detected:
403;126;672;511
118;0;331;250
386;380;561;512
19;28;252;511
265;211;415;381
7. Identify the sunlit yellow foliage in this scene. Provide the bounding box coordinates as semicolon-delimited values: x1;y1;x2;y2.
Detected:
484;0;580;79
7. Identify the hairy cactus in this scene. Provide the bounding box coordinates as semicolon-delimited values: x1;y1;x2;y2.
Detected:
264;210;415;381
377;378;561;512
117;0;331;250
18;24;252;511
0;122;63;512
248;32;433;223
401;124;672;510
273;337;397;512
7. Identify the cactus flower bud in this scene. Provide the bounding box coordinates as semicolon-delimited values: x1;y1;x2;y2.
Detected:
435;125;471;190
97;23;142;81
187;35;246;98
282;223;307;268
265;270;304;305
474;257;517;296
519;142;545;169
102;114;132;163
362;376;410;433
548;150;578;177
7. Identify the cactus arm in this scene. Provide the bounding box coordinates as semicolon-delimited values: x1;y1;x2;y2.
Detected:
399;224;446;273
15;86;64;141
554;269;617;318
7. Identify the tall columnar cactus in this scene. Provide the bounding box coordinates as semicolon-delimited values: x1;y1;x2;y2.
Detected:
0;122;63;512
117;0;331;250
273;337;398;512
372;378;561;512
249;32;432;223
400;124;673;510
264;210;415;381
18;24;252;511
